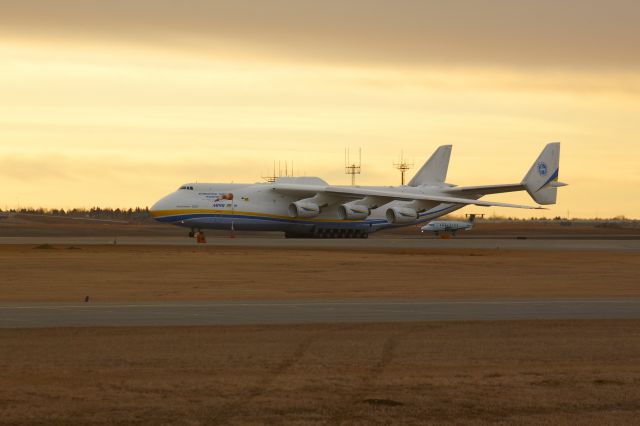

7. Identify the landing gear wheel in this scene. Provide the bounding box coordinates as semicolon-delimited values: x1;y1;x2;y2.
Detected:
188;230;195;238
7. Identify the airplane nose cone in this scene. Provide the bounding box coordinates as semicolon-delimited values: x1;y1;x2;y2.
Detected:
149;199;161;212
149;201;160;214
149;193;173;221
149;201;162;221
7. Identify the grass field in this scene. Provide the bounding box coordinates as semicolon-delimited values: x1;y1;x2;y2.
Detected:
0;245;638;302
2;321;640;425
1;221;639;424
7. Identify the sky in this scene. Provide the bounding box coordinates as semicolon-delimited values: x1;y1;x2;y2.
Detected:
1;0;639;218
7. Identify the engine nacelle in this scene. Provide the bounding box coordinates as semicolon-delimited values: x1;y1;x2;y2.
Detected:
288;201;320;218
337;204;370;220
385;206;418;224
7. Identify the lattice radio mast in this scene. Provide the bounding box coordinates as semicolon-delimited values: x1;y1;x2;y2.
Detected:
344;148;361;186
393;151;413;185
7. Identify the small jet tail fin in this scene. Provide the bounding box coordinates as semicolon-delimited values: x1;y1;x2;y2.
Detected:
408;145;452;186
522;142;566;205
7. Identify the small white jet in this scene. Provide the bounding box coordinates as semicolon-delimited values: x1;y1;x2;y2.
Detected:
151;143;566;239
421;214;481;236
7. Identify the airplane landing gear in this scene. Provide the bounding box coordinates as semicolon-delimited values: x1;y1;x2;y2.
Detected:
305;228;370;239
189;228;206;243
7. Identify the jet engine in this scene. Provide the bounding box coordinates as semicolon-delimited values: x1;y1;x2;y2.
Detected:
288;201;320;218
385;206;418;224
337;204;370;220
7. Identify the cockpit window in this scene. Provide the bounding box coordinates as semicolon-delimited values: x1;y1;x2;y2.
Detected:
178;186;194;190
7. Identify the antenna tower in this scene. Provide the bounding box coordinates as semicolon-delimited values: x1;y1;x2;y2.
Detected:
262;160;294;183
262;161;278;183
344;148;362;186
393;151;413;185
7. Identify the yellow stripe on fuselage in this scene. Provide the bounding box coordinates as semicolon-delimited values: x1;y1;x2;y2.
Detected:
150;209;362;223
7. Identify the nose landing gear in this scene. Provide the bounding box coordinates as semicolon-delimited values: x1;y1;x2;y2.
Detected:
196;231;207;243
188;229;206;243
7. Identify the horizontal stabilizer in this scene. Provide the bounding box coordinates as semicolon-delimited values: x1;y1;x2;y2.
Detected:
272;183;543;210
445;183;524;197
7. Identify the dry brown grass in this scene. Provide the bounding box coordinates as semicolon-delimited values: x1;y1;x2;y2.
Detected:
2;216;638;238
1;321;640;425
0;245;639;302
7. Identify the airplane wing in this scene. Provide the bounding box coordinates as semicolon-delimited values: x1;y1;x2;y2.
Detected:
271;183;544;210
444;183;525;197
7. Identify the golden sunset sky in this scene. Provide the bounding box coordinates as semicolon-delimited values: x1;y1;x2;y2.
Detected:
1;0;639;218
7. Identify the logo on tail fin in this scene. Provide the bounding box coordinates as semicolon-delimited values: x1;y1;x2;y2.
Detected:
537;162;547;176
523;143;562;205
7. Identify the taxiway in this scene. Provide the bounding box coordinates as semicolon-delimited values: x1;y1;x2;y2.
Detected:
1;236;639;251
2;299;640;328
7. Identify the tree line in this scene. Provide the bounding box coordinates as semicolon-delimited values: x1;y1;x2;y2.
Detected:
0;207;152;222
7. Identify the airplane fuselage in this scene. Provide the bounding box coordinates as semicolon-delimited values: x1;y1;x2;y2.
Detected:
150;181;463;237
421;220;473;234
150;143;563;238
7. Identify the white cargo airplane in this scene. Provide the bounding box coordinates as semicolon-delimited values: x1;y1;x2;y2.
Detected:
421;214;481;236
151;143;566;238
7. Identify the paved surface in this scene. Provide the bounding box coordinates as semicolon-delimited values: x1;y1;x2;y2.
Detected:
2;299;640;328
1;236;639;251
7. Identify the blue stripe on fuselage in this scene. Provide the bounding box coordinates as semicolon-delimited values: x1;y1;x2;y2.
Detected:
154;204;457;227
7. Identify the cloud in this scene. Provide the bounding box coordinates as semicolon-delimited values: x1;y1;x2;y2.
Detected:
1;1;639;216
2;0;640;70
0;153;261;208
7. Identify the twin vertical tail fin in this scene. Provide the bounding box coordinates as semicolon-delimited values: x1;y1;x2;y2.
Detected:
408;145;452;186
410;142;566;205
522;142;567;205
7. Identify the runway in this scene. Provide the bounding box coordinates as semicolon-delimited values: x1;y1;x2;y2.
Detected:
1;236;639;251
2;299;640;328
